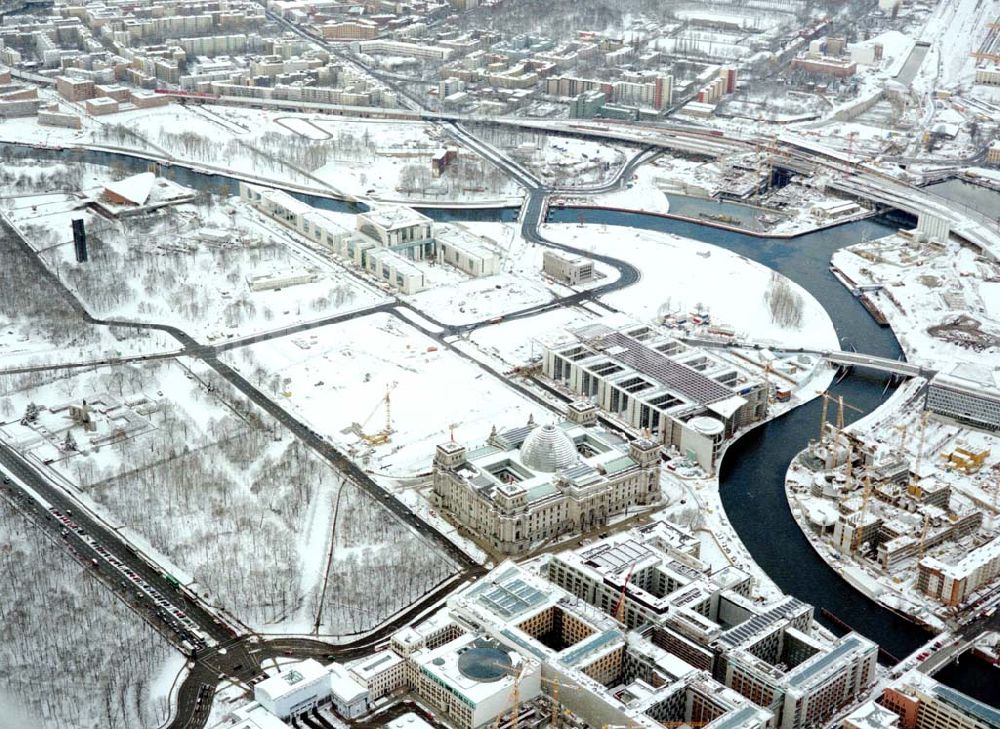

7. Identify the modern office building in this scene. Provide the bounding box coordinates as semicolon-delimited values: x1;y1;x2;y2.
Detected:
543;524;877;729
432;408;661;554
446;562;774;729
540;323;767;471
542;249;594;285
241;183;499;294
925;374;1000;433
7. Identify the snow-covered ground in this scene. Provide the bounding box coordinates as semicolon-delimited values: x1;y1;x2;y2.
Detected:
0;103;525;205
833;232;1000;377
4;186;385;345
0;356;455;636
0;497;179;729
223;312;552;477
540;222;837;350
403;221;617;325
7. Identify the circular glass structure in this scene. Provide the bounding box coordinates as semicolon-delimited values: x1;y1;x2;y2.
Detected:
457;646;512;682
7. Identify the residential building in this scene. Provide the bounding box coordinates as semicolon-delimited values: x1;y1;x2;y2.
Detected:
56;75;95;101
917;538;1000;606
882;673;1000;729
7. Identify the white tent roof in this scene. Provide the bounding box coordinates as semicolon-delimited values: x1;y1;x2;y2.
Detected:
104;172;156;205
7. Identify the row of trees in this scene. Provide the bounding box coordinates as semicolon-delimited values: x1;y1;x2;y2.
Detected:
764;270;805;328
0;499;175;729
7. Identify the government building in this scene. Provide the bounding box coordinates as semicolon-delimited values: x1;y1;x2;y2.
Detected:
431;403;662;555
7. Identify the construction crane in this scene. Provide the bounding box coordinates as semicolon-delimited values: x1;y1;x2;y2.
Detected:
918;512;931;559
817;391;862;468
490;660;579;729
613;561;637;625
908;412;930;498
851;475;874;554
354;382;397;445
492;662;525;729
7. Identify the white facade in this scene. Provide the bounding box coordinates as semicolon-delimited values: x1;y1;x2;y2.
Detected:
917;212;952;244
435;226;500;277
328;662;369;718
408;631;542;729
366;247;426;294
543;249;594;285
254;659;331;719
349;650;407;700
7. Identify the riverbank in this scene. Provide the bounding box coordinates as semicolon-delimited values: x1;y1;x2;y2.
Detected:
781;224;1000;635
548;201;878;240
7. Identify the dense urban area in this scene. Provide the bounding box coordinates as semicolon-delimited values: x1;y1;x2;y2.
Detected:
0;0;999;728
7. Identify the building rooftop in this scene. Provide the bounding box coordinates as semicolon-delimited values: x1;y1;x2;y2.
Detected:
360;205;432;231
932;685;1000;728
328;662;368;704
786;635;866;690
104;171;155;205
255;659;329;703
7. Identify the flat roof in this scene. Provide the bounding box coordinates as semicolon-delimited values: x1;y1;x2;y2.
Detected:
255;659;329;701
786;636;865;689
472;574;549;619
933;685;1000;728
360;205;431;231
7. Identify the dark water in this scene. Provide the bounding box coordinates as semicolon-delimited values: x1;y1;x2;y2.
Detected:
547;207;998;697
4;141;995;697
926;178;1000;221
664;194;766;232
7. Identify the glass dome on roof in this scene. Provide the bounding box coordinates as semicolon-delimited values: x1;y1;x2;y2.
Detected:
457;645;512;682
519;424;578;473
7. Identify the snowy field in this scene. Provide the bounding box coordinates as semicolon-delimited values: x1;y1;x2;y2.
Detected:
0;163;180;369
470;127;631;188
0;357;455;635
0;497;180;729
404;221;618;325
223;312;552;477
833;233;1000;378
0;102;524;204
540;223;838;350
4;187;384;345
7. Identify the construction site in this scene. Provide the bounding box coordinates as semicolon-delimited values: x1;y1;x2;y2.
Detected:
786;387;1000;631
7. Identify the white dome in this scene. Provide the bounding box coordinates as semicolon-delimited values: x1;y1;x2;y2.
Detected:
520;424;578;473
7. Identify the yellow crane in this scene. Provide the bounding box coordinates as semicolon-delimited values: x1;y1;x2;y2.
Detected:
852;475;874;554
908;412;930;498
356;382;397;445
918;512;931;559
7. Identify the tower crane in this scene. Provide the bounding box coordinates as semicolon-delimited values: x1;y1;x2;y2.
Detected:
613;561;637;626
908;412;930;498
851;475;874;554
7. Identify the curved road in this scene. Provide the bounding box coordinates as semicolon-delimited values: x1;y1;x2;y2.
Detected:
0;135;648;726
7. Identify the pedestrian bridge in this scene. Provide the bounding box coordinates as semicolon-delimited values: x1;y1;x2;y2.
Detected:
821;350;932;378
677;335;934;379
